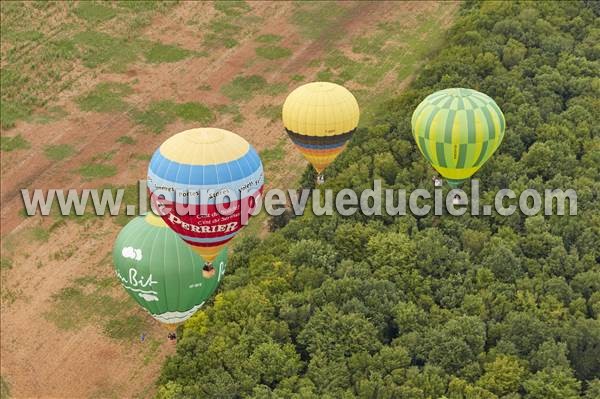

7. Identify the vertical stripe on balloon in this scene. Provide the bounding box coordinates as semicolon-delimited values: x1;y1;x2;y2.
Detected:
411;88;505;184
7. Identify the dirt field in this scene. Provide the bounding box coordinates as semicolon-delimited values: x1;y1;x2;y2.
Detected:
0;2;458;397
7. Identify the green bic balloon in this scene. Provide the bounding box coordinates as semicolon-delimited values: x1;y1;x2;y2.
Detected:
112;213;226;327
411;88;505;187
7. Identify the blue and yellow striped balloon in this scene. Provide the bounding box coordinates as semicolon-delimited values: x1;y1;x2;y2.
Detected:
147;128;264;263
411;88;505;187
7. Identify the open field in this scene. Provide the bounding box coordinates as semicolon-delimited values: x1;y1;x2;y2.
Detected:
0;1;458;397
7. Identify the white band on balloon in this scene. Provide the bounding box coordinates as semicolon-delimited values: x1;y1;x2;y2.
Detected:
147;167;264;205
150;301;206;324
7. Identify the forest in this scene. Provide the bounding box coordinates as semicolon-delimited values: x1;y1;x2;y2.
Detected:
157;1;600;398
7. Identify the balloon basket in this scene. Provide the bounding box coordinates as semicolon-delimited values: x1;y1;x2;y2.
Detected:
162;322;181;332
202;264;216;279
316;173;325;185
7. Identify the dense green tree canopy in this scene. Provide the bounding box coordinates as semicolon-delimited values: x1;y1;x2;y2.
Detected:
157;1;600;398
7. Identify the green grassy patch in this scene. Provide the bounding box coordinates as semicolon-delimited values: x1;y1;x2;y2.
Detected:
92;150;116;162
256;45;292;60
174;102;215;123
203;19;242;49
0;257;13;270
0;375;10;399
132;100;214;133
317;69;334;81
74;2;118;23
73;31;140;71
76;82;133;113
214;0;251;16
216;104;244;123
1;286;23;306
221;75;287;101
116;0;164;12
144;42;191;63
0;69;39;129
103;315;145;340
291;2;348;42
323;49;361;83
256;104;281;123
3;29;44;43
260;139;286;165
291;74;305;82
133;100;176;134
0;98;31;130
256;34;282;43
19;208;32;219
51;245;77;262
78;163;118;179
117;135;136;145
44;275;130;331
0;3;180;129
44;144;75;161
221;75;267;101
29;226;50;243
202;2;261;49
134;153;152;161
0;134;30;152
28;106;69;124
44;39;80;61
264;82;288;96
347;14;447;87
142;339;162;365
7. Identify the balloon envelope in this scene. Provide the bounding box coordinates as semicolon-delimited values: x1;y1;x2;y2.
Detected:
112;214;226;326
147;128;264;262
282;82;359;173
411;88;505;187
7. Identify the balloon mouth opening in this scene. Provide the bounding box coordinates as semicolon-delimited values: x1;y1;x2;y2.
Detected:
446;179;466;188
144;212;168;227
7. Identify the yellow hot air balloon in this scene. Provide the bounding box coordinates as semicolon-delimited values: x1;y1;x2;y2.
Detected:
282;82;360;179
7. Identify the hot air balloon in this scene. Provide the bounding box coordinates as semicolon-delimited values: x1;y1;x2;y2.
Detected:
411;88;505;187
147;128;264;266
112;213;227;329
282;82;359;182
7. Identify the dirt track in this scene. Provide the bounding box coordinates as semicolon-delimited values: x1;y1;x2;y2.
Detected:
0;2;458;397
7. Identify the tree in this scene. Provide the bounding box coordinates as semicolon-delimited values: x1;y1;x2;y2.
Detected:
523;367;581;399
503;38;527;68
298;305;381;359
477;355;526;396
425;316;486;374
530;340;570;371
247;342;302;387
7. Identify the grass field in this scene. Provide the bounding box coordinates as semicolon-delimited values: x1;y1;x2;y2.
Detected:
0;1;458;397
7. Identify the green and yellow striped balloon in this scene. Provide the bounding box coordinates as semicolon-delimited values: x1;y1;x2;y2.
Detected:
411;88;505;187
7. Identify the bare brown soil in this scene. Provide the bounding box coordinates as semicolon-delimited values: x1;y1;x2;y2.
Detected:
0;2;458;397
